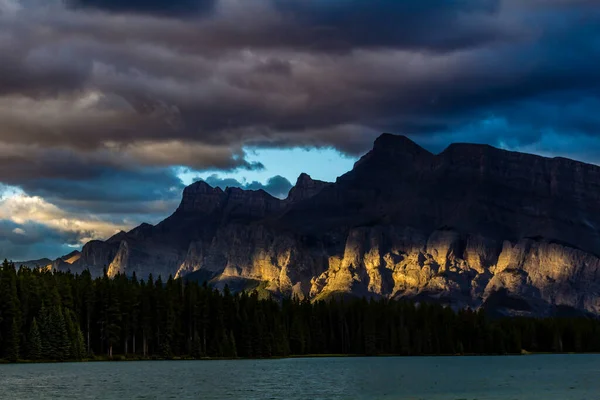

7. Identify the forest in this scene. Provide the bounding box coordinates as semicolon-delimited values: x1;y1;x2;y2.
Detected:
2;259;600;362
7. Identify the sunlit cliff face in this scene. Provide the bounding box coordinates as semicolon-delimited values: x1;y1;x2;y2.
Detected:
1;0;599;260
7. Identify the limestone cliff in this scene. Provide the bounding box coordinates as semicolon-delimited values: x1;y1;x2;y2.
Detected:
60;133;600;315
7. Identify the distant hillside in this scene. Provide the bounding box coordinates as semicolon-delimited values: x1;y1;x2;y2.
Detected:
16;258;52;270
19;250;81;272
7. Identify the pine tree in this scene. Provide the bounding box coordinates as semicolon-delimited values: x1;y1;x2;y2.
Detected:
8;318;20;362
65;311;85;361
27;318;42;360
191;332;203;358
50;307;71;361
72;327;86;360
289;313;305;355
0;260;22;362
229;330;237;358
105;296;121;358
38;303;53;359
80;270;95;356
400;326;411;355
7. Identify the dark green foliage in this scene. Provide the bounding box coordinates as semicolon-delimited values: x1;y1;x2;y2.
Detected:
0;260;21;361
49;306;71;361
2;260;600;362
27;318;42;360
72;327;86;360
65;311;85;360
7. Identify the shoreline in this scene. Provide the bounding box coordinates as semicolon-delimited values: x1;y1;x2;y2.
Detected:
1;351;594;365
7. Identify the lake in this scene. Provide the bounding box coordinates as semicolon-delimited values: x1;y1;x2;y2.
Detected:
1;355;598;399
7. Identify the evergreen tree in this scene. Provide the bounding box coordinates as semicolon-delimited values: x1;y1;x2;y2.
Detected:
74;328;86;360
65;312;85;360
8;318;21;362
4;264;600;361
49;307;71;361
27;318;42;360
0;260;22;361
38;303;53;359
104;293;121;358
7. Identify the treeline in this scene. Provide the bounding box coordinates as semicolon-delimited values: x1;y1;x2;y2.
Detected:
2;259;600;362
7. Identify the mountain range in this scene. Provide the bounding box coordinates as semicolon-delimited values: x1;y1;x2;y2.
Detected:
21;134;600;316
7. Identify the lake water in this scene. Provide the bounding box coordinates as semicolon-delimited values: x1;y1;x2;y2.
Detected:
1;355;599;399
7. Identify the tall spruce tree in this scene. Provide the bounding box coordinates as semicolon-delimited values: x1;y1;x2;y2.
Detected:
27;318;42;360
38;303;53;359
50;307;71;361
72;326;86;361
0;260;22;361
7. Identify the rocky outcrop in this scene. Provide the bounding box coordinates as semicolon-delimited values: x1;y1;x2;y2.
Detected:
60;133;600;315
75;241;120;274
286;173;329;204
309;227;600;315
177;181;224;214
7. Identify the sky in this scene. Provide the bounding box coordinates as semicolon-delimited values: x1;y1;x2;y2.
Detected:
0;0;599;261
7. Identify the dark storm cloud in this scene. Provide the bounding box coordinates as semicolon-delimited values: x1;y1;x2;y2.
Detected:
0;238;79;262
201;174;293;198
1;0;600;260
0;145;182;199
0;218;105;261
0;143;185;218
2;0;597;160
21;168;183;208
272;0;507;51
0;220;80;247
64;0;217;17
0;216;111;261
0;51;89;98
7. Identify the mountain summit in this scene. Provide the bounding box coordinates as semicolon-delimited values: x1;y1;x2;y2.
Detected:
49;134;600;316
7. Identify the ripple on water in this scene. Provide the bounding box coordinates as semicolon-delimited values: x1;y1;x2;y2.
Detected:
0;355;599;399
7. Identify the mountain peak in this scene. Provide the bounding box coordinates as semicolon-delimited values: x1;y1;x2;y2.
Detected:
348;133;433;177
107;230;127;243
178;180;225;213
221;186;283;220
373;133;431;157
185;180;222;193
287;173;329;203
61;250;81;260
295;173;314;186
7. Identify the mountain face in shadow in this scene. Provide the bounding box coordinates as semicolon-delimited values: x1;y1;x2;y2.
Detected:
52;133;600;316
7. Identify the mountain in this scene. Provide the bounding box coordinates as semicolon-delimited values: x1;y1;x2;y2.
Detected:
16;258;52;270
58;133;600;315
17;251;81;271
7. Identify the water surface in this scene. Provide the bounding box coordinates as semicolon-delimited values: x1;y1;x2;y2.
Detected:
1;355;598;399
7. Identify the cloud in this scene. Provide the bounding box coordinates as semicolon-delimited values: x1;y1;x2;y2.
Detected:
0;0;600;259
0;142;187;218
65;0;217;17
0;0;597;158
0;191;129;241
201;174;293;198
0;190;134;260
272;0;509;51
0;237;80;262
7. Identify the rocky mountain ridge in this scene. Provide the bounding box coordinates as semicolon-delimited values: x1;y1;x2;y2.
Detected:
27;134;600;315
